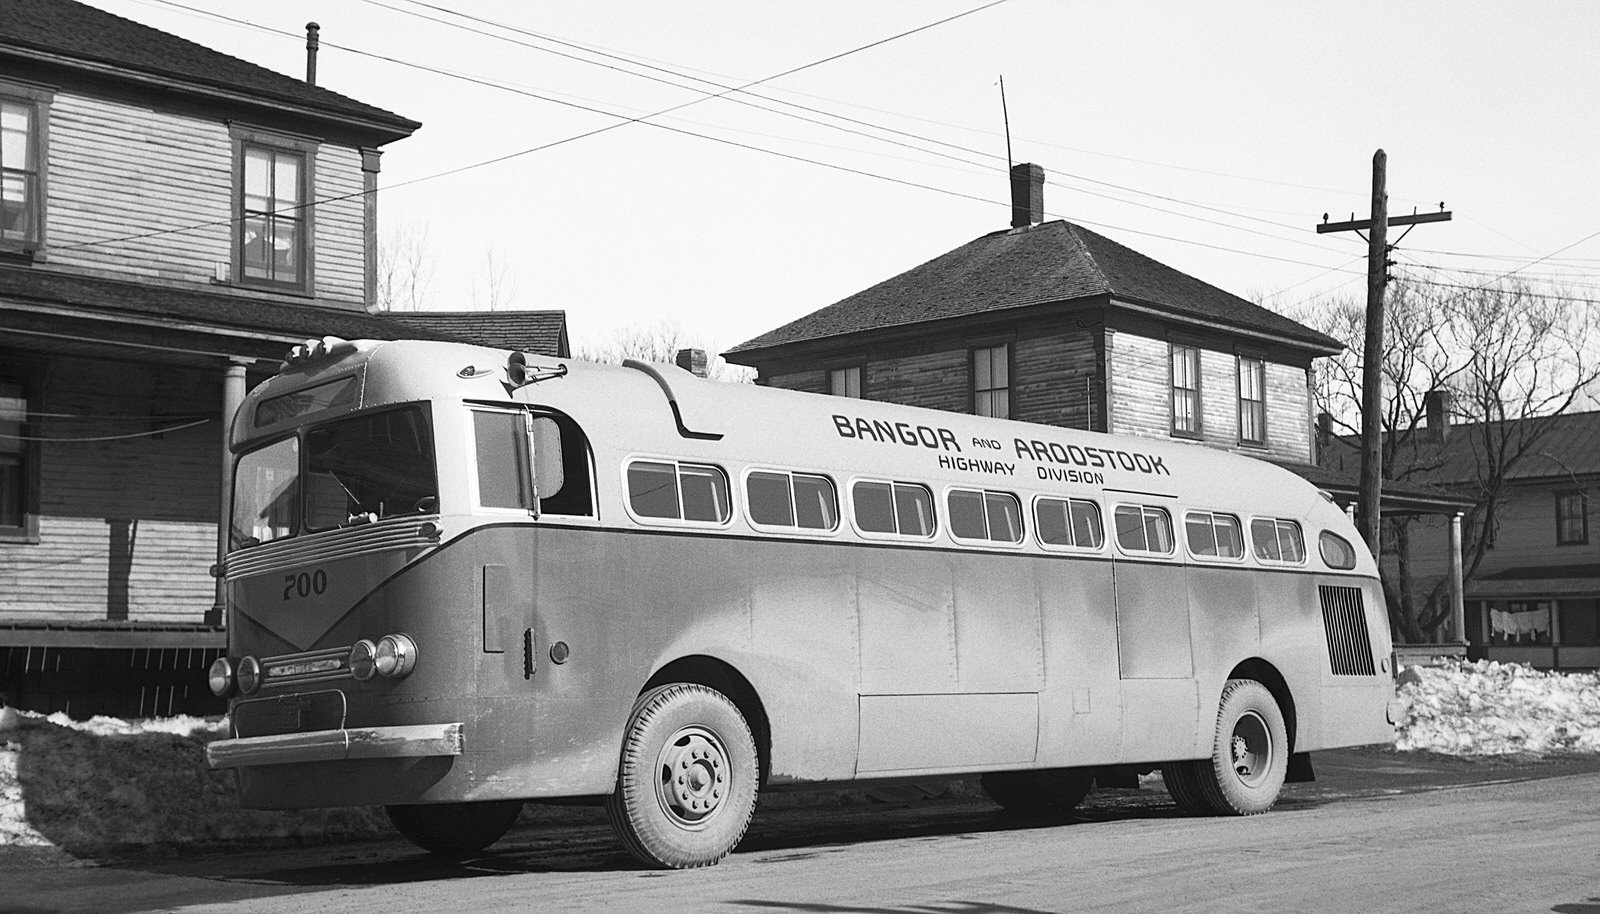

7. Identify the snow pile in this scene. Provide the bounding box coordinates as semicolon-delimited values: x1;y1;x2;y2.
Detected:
1395;659;1600;755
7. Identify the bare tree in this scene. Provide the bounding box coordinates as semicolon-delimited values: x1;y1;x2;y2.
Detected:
375;220;436;312
575;319;754;383
470;244;519;312
1298;276;1600;642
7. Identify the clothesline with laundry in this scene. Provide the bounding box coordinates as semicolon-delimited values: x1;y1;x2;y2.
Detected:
1490;607;1552;642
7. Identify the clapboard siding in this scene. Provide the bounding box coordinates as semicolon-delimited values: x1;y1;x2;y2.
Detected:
763;370;829;395
1264;362;1312;462
42;91;368;304
1109;332;1311;463
1403;479;1600;584
0;357;220;623
1108;332;1169;439
868;349;971;413
1013;327;1100;431
312;144;366;307
46;94;233;281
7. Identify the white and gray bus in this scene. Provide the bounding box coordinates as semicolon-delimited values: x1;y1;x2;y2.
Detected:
206;337;1395;868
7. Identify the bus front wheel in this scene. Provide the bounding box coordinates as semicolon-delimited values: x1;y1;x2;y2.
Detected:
1169;678;1288;816
386;799;522;857
605;683;760;869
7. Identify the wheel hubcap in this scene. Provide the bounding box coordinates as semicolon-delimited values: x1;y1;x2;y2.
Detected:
1230;710;1272;788
655;725;730;829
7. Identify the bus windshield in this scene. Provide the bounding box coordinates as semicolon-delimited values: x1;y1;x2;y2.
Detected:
231;406;437;549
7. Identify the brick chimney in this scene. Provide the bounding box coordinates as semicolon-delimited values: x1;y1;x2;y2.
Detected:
1424;389;1452;441
675;348;709;378
1010;163;1045;228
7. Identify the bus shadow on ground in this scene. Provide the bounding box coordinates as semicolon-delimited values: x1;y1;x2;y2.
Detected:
188;788;1238;886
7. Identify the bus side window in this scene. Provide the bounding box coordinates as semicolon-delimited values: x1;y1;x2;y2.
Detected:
1251;517;1306;564
948;488;1022;544
473;411;533;510
747;470;838;532
851;480;935;538
628;461;680;518
1035;496;1103;550
1320;530;1358;569
1185;511;1244;559
1115;504;1174;554
627;459;730;524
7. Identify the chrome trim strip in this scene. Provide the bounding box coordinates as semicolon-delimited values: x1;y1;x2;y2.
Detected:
206;722;463;769
223;520;437;580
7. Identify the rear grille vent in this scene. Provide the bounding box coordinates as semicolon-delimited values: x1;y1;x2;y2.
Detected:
1320;585;1377;676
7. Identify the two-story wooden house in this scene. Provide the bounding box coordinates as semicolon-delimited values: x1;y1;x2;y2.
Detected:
1332;407;1600;670
0;0;509;716
725;164;1338;466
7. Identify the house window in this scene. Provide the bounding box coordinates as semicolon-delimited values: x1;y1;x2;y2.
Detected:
0;378;37;541
1556;490;1589;545
1238;356;1266;445
0;81;51;255
829;367;861;398
1170;344;1201;436
233;127;316;291
973;343;1010;418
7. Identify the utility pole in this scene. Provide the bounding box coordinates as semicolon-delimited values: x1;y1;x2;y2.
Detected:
1318;150;1451;556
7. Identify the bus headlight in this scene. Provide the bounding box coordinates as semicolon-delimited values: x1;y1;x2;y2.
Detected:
375;633;418;679
350;639;378;681
208;657;235;697
236;656;263;695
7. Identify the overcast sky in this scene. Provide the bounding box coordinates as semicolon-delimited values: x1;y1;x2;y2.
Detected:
88;0;1600;358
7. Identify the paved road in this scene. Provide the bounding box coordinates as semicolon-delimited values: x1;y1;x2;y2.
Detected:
7;748;1600;914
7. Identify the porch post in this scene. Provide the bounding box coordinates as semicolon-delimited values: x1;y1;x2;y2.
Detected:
209;358;250;624
1449;511;1466;647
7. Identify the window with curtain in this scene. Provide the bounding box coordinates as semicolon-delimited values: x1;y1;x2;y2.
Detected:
1238;356;1266;444
973;344;1010;418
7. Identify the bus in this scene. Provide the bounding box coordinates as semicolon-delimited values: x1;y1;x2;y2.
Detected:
205;336;1396;868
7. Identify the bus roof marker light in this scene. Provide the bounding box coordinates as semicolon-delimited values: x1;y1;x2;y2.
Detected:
504;351;569;392
281;336;356;372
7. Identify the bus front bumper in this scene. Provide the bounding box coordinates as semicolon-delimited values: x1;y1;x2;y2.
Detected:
206;722;463;770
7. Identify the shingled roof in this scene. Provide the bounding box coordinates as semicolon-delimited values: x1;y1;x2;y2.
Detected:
0;0;419;141
1324;410;1600;486
0;263;455;344
384;311;570;358
727;219;1340;357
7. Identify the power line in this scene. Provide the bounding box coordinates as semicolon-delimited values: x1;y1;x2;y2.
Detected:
57;0;1015;252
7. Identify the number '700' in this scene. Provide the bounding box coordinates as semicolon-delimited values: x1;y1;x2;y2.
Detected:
283;570;328;600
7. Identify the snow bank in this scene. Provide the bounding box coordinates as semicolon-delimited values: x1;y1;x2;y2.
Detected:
1395;659;1600;756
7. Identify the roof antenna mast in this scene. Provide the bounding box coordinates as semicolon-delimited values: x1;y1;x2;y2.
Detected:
999;74;1013;172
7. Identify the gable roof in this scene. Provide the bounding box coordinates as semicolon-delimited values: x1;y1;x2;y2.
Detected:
1323;410;1600;487
0;0;419;141
727;219;1340;357
384;311;570;358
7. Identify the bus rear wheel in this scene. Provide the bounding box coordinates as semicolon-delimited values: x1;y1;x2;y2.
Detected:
1177;678;1289;816
386;799;522;857
980;767;1095;814
604;683;759;869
